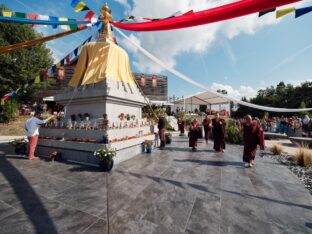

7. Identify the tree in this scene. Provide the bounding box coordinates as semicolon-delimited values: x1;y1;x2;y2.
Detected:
299;101;309;117
0;5;53;98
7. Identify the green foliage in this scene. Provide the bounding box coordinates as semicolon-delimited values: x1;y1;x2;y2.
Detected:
0;5;53;97
0;99;20;123
232;81;312;118
225;119;243;145
94;146;116;162
299;101;309;117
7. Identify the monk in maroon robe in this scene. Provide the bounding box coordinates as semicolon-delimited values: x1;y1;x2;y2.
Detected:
178;118;185;136
202;116;212;143
242;115;265;168
212;113;226;152
189;119;199;151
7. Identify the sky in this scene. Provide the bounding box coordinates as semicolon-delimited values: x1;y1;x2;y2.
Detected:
2;0;312;100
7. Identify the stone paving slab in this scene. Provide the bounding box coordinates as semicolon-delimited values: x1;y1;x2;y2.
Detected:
0;137;311;234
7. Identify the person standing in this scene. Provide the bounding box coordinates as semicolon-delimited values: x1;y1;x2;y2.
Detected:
242;115;265;168
158;113;166;149
24;111;54;160
202;115;212;143
177;117;185;136
189;119;199;151
212;113;226;152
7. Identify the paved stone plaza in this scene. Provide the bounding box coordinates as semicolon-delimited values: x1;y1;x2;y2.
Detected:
0;137;311;234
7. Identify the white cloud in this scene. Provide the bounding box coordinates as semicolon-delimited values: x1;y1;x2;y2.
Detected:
116;0;309;74
210;82;257;99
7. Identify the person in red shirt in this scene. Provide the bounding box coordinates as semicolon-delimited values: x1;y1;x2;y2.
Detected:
241;115;265;168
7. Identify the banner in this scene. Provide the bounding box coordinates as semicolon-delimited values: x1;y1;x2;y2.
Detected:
112;0;300;31
258;8;276;17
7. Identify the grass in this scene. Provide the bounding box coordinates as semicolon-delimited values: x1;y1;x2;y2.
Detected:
0;115;28;136
293;145;312;167
270;144;284;155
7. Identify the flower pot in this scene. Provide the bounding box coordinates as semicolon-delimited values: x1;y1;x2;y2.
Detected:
99;160;114;172
146;148;152;154
103;138;109;144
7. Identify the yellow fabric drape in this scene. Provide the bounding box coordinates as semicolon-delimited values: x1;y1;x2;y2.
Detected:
2;10;12;17
68;42;136;87
276;8;295;18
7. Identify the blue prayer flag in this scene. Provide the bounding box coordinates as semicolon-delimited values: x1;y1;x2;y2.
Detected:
295;6;312;18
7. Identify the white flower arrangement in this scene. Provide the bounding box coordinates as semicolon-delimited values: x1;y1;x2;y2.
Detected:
94;146;116;162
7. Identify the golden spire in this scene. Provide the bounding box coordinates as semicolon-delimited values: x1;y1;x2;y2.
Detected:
98;2;113;41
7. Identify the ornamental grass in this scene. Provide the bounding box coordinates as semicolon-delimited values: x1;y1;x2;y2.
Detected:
293;145;312;168
269;144;284;155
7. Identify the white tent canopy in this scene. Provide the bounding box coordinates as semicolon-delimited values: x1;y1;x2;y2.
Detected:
173;91;230;106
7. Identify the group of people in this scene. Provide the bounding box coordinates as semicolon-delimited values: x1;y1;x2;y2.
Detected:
179;113;265;168
260;115;311;137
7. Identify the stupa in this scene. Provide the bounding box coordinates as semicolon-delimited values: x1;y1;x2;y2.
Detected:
36;3;157;165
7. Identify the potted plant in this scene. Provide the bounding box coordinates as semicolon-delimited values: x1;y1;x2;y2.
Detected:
131;114;136;121
166;132;172;144
144;140;154;154
94;146;116;171
78;113;84;121
11;138;28;155
103;133;109;144
70;114;76;122
126;114;131;121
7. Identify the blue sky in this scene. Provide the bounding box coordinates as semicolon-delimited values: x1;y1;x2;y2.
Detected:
2;0;312;99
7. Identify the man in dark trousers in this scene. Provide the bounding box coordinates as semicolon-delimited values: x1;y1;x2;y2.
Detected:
158;112;166;149
242;115;265;168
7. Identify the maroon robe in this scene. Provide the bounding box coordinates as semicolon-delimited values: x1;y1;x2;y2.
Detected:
202;118;212;141
189;122;199;148
212;119;226;151
242;121;265;163
178;119;185;134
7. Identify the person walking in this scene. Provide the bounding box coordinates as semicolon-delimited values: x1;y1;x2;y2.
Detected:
177;117;185;136
189;119;200;151
158;113;166;149
241;115;265;168
212;113;226;152
202;115;212;143
24;111;54;160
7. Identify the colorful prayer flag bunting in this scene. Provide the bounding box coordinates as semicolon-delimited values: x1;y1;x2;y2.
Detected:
35;75;41;84
276;8;296;19
49;16;58;29
65;55;70;64
84;11;98;24
295;6;312;18
15;12;26;18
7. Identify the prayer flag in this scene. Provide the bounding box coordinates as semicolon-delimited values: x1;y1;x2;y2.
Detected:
87;36;92;42
2;10;12;17
52;65;57;73
57;67;64;80
49;16;58;29
38;15;49;27
40;74;44;82
74;48;78;57
28;79;34;86
27;14;38;27
295;6;312;18
60;59;65;66
71;0;90;12
15;12;26;18
276;8;295;19
35;75;40;84
259;8;276;17
59;17;70;30
68;19;78;30
65;54;70;64
84;11;98;24
44;70;48;79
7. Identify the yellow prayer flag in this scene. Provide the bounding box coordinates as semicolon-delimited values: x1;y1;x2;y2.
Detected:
74;2;87;12
2;10;12;17
35;75;40;84
59;17;70;30
276;8;296;19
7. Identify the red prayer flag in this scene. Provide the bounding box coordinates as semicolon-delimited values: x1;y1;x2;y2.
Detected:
27;13;38;27
65;55;70;64
44;70;48;79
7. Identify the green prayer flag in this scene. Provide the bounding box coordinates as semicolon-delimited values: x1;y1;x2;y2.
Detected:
14;12;26;18
69;19;78;30
259;8;276;17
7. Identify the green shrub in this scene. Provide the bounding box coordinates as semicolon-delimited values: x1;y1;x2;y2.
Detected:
226;125;243;145
0;99;20;123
